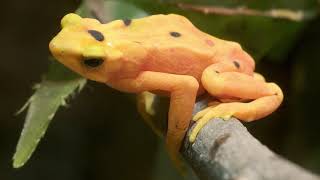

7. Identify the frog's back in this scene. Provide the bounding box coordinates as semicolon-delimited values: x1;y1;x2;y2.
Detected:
104;14;224;58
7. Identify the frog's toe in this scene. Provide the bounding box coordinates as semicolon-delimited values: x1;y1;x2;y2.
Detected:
192;106;213;121
193;101;221;121
189;104;234;142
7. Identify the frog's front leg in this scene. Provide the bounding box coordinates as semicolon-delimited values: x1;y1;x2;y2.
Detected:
189;61;283;142
123;71;199;155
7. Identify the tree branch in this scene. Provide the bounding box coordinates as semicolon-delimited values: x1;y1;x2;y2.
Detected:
175;3;314;21
181;99;320;180
140;93;320;179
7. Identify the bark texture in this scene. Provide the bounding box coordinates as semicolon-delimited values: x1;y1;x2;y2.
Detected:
181;100;320;180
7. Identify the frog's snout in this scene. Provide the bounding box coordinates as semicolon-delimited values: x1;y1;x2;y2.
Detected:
49;38;58;57
49;37;63;61
49;37;73;62
49;13;83;57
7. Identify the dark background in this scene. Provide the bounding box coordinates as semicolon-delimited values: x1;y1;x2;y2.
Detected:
1;0;320;179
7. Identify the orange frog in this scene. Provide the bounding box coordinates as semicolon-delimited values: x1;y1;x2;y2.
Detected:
49;13;283;157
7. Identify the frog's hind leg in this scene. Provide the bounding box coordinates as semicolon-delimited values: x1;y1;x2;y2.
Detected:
189;62;283;142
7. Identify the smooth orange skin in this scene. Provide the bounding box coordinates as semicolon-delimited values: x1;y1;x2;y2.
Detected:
49;14;283;159
50;14;254;89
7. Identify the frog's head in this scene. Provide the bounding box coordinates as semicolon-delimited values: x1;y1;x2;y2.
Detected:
49;13;125;83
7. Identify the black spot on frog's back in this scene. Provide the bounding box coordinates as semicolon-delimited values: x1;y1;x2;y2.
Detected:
233;61;240;69
170;31;181;37
122;19;132;26
88;30;104;41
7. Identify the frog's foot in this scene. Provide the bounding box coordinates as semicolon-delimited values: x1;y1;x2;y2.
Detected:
190;103;237;142
189;83;283;143
192;101;221;122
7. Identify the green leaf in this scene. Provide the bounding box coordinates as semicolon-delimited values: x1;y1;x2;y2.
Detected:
13;0;147;168
13;60;86;168
120;0;317;61
79;0;148;21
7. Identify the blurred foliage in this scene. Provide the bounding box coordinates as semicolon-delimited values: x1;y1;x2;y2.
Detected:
13;0;149;170
13;60;86;168
120;0;318;61
284;19;320;173
152;0;319;10
12;0;320;179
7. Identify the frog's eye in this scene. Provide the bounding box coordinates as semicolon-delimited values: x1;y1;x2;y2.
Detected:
83;58;104;68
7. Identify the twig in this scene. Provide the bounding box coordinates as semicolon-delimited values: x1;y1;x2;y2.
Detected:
143;94;320;179
181;99;320;180
176;3;314;21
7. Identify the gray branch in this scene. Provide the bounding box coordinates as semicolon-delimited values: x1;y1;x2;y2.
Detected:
143;93;320;179
181;99;320;180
